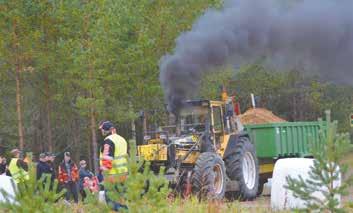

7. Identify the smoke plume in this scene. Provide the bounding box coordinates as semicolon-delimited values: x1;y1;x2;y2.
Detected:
159;0;353;113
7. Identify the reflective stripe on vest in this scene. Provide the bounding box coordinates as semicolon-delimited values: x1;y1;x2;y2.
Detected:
8;158;29;183
100;134;128;175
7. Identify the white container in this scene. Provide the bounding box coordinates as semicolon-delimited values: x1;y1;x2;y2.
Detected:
271;158;341;211
98;190;106;203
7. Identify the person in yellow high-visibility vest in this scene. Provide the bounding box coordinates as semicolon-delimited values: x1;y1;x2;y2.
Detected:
8;149;29;183
99;121;128;184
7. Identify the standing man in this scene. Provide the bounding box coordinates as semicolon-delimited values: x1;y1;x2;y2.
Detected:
8;149;29;183
36;153;51;181
98;121;129;211
58;152;79;203
99;121;128;183
46;152;56;190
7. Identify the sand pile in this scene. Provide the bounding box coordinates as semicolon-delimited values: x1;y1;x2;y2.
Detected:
239;108;286;125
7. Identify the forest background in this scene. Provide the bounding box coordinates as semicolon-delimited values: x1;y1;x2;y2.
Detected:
1;0;352;173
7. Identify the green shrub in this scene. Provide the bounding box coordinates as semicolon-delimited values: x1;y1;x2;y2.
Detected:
103;140;170;212
0;158;67;212
286;110;353;213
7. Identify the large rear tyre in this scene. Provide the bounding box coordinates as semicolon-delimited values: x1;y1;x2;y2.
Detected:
192;152;226;200
225;137;259;201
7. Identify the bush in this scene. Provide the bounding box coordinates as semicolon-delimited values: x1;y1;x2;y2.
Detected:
0;155;67;212
103;140;170;212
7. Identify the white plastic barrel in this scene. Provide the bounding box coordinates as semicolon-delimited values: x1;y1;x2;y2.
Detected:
271;158;341;210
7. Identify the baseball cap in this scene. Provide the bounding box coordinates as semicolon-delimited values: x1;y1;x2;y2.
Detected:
39;153;46;159
46;152;56;157
11;149;21;154
64;152;71;157
99;121;114;131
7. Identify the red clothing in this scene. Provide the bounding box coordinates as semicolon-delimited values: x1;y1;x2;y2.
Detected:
100;138;115;170
58;161;79;183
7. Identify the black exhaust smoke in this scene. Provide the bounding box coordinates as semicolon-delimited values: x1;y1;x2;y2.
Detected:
159;0;353;113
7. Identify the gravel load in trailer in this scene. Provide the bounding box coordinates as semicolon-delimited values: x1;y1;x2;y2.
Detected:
240;108;286;125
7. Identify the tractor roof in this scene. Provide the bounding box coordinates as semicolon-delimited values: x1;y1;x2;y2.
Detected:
183;99;224;107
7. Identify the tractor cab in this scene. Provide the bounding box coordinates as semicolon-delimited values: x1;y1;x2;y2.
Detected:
176;99;243;156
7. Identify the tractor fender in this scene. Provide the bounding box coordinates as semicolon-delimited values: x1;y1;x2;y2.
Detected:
223;131;250;159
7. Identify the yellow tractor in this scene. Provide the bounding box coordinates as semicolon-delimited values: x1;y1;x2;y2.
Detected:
138;91;259;200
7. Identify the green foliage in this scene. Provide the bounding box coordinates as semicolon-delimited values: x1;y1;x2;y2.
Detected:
229;64;353;132
79;189;110;213
103;140;170;212
0;0;224;160
0;162;67;212
285;111;353;213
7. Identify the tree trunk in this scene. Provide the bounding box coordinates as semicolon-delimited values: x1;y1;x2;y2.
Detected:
87;132;93;172
89;105;98;174
15;64;25;150
83;13;98;173
72;117;81;162
44;73;53;152
13;21;25;150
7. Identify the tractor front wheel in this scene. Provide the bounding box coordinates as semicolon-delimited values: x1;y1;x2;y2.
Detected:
192;152;226;200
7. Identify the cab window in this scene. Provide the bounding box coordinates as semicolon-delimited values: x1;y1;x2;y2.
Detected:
212;106;223;132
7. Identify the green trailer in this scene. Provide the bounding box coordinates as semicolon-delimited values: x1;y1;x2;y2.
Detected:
245;121;326;159
244;121;326;194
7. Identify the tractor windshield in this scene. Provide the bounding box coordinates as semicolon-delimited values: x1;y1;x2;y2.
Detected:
179;106;209;133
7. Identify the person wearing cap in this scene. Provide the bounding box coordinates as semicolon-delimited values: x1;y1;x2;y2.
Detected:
98;121;128;183
58;152;79;203
46;152;56;190
78;160;93;200
0;156;11;176
99;121;129;211
8;148;29;183
36;153;51;181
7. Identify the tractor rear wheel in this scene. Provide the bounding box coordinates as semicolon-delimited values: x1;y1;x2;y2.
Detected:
192;152;226;200
225;137;259;201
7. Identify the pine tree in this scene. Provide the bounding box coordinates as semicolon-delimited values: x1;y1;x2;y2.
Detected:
286;110;353;212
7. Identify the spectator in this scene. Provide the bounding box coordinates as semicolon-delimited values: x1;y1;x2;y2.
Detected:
79;160;93;201
8;149;29;183
58;152;79;203
36;153;52;187
0;156;11;176
46;152;56;190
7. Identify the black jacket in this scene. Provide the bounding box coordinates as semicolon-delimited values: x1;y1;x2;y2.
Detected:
36;161;52;181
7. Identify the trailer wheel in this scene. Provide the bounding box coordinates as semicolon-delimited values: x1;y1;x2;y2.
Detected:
225;137;259;201
192;152;226;200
